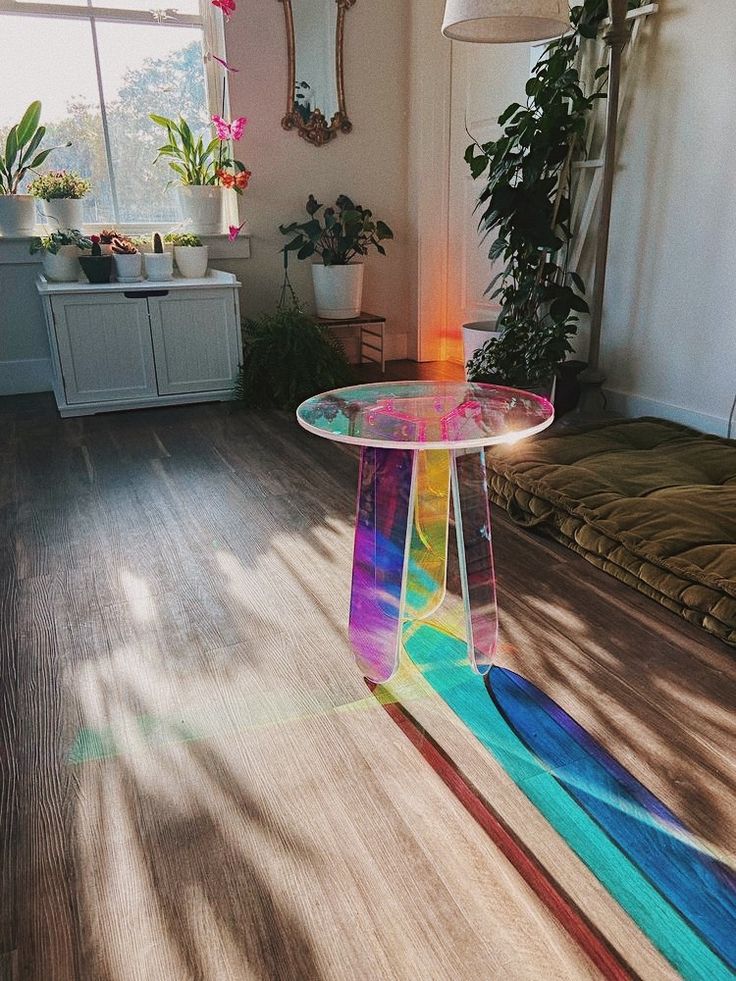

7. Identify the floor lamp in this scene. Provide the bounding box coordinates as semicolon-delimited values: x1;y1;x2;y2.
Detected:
443;0;629;407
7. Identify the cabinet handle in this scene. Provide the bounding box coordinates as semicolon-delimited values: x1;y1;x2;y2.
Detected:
124;290;170;299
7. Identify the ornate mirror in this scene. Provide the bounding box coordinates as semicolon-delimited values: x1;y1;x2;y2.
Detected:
279;0;355;147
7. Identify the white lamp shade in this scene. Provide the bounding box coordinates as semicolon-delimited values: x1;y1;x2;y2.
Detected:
442;0;570;43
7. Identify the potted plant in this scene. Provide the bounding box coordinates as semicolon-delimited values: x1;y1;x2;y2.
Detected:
28;170;90;230
111;236;142;283
165;232;208;278
280;194;394;320
30;228;91;283
143;232;173;281
462;1;616;396
99;228;121;255
79;235;113;284
0;101;70;237
150;114;252;234
237;306;353;410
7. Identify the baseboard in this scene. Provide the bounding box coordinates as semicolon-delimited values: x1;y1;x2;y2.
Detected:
0;358;53;396
604;387;730;438
384;332;408;362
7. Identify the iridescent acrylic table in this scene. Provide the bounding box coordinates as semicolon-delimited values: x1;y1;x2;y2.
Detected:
296;381;554;683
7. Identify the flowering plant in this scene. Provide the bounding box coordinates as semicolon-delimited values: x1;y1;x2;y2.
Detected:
28;170;90;200
150;114;251;192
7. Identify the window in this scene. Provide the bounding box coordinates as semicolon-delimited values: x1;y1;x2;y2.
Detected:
0;0;228;225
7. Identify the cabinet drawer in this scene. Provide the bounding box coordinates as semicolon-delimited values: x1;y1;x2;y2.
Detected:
148;291;241;396
51;294;157;404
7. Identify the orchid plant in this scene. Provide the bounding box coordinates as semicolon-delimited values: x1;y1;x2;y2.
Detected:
150;113;251;191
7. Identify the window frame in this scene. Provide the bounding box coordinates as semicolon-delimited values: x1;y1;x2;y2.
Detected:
0;0;234;230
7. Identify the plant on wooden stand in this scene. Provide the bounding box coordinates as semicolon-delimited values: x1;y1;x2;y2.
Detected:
279;194;394;320
464;0;642;395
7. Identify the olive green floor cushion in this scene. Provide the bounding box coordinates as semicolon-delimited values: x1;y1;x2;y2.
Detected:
486;418;736;647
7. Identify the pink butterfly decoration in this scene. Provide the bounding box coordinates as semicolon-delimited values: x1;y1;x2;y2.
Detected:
212;115;248;141
228;221;246;243
211;0;235;18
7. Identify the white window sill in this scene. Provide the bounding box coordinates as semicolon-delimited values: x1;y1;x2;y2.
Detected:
0;227;252;264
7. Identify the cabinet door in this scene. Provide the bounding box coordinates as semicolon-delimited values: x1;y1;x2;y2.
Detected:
148;289;241;396
51;294;157;405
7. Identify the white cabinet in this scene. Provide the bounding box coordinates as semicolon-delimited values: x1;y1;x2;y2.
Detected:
51;293;158;405
37;270;242;417
148;291;241;396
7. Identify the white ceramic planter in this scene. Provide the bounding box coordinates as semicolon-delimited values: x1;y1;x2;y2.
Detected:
42;246;81;283
113;251;143;283
143;252;174;282
37;198;85;230
174;245;209;279
0;194;36;237
462;319;502;371
177;185;227;235
312;263;364;320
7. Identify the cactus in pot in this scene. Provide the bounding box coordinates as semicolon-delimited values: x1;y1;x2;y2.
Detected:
143;231;173;281
78;234;113;284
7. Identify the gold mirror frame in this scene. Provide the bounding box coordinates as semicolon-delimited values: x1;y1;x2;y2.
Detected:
279;0;356;147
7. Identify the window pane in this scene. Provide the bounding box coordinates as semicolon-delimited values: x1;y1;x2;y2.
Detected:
93;0;201;15
95;21;209;223
0;15;113;222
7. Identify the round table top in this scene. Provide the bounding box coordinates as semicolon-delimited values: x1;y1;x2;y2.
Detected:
296;381;554;451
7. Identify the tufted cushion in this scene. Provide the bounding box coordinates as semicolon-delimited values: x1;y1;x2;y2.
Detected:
486;418;736;647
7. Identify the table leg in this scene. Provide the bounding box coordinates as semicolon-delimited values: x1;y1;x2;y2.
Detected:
451;449;498;674
405;450;450;621
349;446;417;683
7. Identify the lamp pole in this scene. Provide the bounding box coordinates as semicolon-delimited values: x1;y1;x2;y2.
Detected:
580;0;629;395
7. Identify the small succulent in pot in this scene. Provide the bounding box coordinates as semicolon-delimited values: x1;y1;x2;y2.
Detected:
30;227;91;283
97;227;121;254
143;231;174;281
111;235;142;283
165;231;208;279
79;234;113;284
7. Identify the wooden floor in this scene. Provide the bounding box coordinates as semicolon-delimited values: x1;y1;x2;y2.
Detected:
1;366;734;980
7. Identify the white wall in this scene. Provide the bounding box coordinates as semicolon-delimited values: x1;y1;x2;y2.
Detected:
602;0;736;435
441;1;736;435
226;0;412;361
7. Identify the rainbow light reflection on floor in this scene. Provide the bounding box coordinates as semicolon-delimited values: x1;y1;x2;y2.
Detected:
397;623;736;981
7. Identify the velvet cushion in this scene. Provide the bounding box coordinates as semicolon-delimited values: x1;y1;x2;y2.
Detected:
486;418;736;646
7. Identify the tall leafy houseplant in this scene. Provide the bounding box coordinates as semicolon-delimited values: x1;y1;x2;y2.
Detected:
0;101;71;237
280;194;394;320
464;1;639;390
